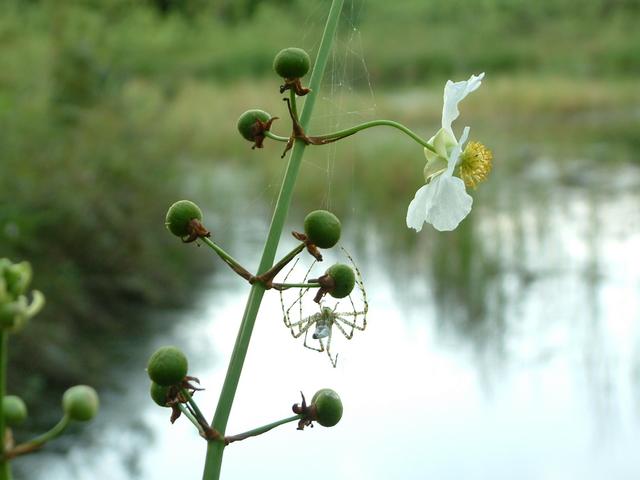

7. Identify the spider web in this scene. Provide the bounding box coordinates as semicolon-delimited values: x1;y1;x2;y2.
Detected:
274;0;374;359
277;245;368;351
311;0;376;213
211;0;376;250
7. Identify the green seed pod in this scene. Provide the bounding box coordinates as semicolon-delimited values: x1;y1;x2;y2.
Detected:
62;385;99;422
3;395;28;426
150;382;171;408
165;200;203;238
325;263;355;298
237;109;271;142
311;388;343;427
304;210;341;249
147;346;188;386
273;47;310;79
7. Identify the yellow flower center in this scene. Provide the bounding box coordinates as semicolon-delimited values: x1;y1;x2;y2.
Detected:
457;141;493;188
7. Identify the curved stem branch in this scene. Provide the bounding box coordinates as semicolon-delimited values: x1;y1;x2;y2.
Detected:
201;237;254;283
264;131;289;143
256;243;305;285
271;282;320;291
266;119;437;154
178;404;206;436
315;119;437;153
180;389;220;441
5;416;70;460
224;415;302;446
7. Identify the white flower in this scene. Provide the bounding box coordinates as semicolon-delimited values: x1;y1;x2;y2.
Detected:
406;73;485;232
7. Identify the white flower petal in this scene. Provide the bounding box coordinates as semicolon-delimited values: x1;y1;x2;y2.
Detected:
406;183;435;232
424;174;473;232
432;128;457;158
423;156;447;182
446;126;470;175
424;145;439;163
442;73;485;132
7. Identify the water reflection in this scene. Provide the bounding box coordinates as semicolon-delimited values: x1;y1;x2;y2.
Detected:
19;155;640;479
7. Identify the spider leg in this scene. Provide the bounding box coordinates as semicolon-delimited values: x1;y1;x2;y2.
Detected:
280;258;317;329
335;314;367;332
302;327;324;352
295;259;316;329
328;252;368;331
325;326;339;368
348;282;368;316
281;258;302;329
332;293;367;331
333;317;355;339
289;313;322;338
287;318;310;338
287;316;313;329
337;310;368;317
301;259;317;283
340;246;369;317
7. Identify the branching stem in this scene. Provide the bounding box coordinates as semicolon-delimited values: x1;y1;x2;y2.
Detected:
255;243;305;285
201;1;344;478
180;389;219;440
265;131;289;143
178;404;206;437
201;237;254;282
266;119;437;154
224;415;302;445
4;416;70;460
271;282;320;291
202;237;308;289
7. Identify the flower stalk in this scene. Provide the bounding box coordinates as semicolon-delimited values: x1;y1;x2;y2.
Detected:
224;414;303;446
178;404;205;436
201;237;254;283
201;1;345;478
4;416;70;460
254;243;305;286
266;119;438;154
270;282;320;291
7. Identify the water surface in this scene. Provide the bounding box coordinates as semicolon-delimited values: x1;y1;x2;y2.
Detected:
18;120;640;480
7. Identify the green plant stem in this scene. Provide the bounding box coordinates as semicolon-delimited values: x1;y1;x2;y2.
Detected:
178;404;205;436
224;415;302;445
268;243;304;275
5;416;70;460
258;243;305;282
289;89;299;120
272;282;320;290
265;131;289;143
266;119;438;154
201;1;344;478
321;120;438;153
201;238;306;286
201;237;253;282
0;331;10;479
319;119;438;152
180;389;209;426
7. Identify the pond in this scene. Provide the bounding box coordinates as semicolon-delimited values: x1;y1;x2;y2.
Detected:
16;108;640;479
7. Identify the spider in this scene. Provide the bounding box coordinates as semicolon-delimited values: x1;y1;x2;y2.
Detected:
279;248;368;367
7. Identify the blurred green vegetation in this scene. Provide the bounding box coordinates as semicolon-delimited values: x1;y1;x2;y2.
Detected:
3;0;639;89
0;0;638;409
